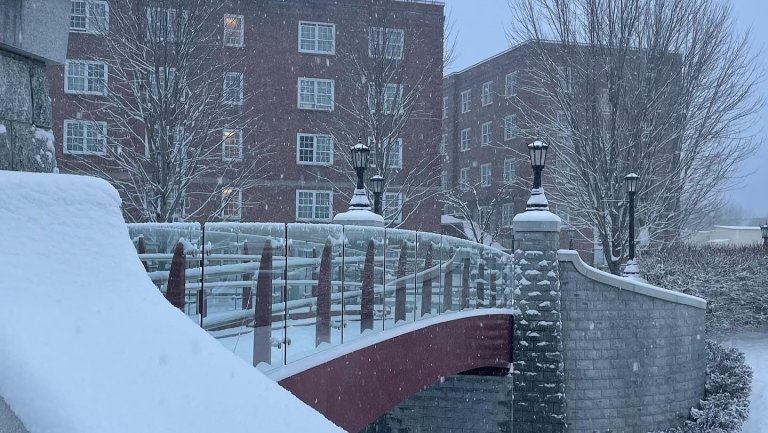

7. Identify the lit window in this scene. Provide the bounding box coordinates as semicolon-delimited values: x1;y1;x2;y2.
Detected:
223;72;243;105
297;133;333;165
296;190;332;221
222;187;242;220
383;192;403;224
63;120;107;155
459;167;469;191
222;129;242;161
369;27;404;60
298;78;334;111
224;14;244;47
460;128;470;151
480;163;492;187
69;1;108;34
504;115;517;141
460;90;471;113
481;81;493;106
505;72;517;97
501;203;514;227
299;21;335;54
481;122;492;146
503;159;515;184
65;60;107;95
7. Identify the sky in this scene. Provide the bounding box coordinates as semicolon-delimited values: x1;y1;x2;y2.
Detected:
442;0;768;219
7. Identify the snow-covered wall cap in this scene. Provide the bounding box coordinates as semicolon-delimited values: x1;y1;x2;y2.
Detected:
333;209;384;228
513;210;561;232
558;249;707;310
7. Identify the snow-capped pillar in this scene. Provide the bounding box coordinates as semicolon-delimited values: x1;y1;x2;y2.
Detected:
512;210;565;433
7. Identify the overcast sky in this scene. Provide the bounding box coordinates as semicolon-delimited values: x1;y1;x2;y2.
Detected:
442;0;768;219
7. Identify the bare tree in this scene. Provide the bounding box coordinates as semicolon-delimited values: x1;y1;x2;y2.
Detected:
75;0;266;223
508;0;762;273
440;179;516;246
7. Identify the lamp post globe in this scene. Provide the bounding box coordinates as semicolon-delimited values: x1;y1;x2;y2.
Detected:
624;173;640;277
525;140;550;211
370;175;385;215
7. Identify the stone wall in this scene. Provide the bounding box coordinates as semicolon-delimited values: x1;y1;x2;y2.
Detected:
559;250;707;433
362;374;514;433
0;49;56;172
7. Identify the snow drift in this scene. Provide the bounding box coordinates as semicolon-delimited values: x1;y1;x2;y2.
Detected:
0;171;343;433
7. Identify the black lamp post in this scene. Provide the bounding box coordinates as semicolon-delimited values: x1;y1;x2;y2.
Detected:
624;173;640;276
370;174;385;215
351;142;370;190
526;140;550;211
761;223;768;249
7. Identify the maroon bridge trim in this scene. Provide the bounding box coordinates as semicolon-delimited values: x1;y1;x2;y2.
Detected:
278;313;514;432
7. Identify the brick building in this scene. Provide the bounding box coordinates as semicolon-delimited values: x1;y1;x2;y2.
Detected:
50;0;444;231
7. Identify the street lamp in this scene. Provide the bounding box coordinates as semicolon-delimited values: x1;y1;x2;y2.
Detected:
624;173;640;277
370;174;385;215
526;140;550;211
761;223;768;249
351;142;370;191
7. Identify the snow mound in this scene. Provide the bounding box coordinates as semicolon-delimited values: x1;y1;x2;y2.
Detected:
0;171;342;433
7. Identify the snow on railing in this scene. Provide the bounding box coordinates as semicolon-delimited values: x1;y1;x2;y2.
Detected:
128;222;515;371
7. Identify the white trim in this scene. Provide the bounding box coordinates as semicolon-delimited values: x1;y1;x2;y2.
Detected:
481;121;492;146
222;128;243;161
460;128;471;151
460;89;471;113
64;59;108;96
295;190;333;222
481;81;493;106
368;27;404;60
297;77;335;111
69;0;109;34
223;72;243;105
62;119;107;155
298;21;336;55
296;133;333;166
480;162;492;187
221;187;242;220
223;14;245;47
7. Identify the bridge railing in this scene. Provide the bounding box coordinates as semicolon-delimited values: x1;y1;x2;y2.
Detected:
127;222;515;371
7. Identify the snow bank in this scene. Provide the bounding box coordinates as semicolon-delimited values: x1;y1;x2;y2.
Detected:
0;171;342;433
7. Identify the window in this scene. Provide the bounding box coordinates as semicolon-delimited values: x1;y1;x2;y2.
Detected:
504;115;517;141
368;83;402;114
224;14;244;47
296;190;332;221
557;110;571;142
387;138;403;169
480;163;492;187
299;21;335;54
441;170;448;190
65;60;107;95
147;7;187;42
439;134;447;155
460;128;471;151
69;1;108;34
442;96;449;119
481;81;493;106
641;124;652;143
460;90;471;113
369;27;404;60
63;120;107;155
503;158;516;184
459;167;469;191
501;203;514;227
558;66;572;93
222;129;242;161
148;67;186;100
298;78;334;111
481;122;492;146
599;88;610;115
505;72;517;97
479;206;490;223
297;133;333;165
224;72;243;105
222;187;242;220
383;192;403;224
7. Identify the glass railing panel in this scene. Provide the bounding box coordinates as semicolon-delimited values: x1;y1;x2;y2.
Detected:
383;228;418;330
415;232;443;321
203;223;287;372
284;223;345;364
441;235;480;311
342;226;386;342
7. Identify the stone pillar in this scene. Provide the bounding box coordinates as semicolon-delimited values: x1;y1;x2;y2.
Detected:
512;211;565;433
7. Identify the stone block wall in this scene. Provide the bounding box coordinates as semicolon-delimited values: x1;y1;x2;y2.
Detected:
362;374;514;433
0;49;56;172
559;251;707;433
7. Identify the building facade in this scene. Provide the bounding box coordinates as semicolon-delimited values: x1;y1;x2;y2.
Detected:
50;0;444;230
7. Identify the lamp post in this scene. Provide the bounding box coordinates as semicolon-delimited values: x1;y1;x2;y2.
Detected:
351;142;370;192
526;141;550;211
761;223;768;250
624;173;640;277
371;175;385;215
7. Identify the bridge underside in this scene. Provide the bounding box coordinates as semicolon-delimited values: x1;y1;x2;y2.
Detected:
278;313;514;432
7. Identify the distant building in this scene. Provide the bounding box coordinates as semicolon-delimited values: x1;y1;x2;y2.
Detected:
688;225;764;247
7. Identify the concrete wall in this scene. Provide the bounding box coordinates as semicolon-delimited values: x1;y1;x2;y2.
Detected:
0;0;69;63
559;250;707;433
362;374;514;433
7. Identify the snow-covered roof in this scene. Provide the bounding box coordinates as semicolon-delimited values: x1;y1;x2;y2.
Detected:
0;171;342;433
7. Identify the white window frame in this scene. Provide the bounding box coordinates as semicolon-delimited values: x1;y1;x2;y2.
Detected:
441;170;448;191
63;119;107;155
440;134;447;155
460;90;471;113
481;122;492;146
383;192;403;224
223;14;244;47
599;88;610;115
558;66;572;93
223;72;243;105
503;158;516;185
296;190;333;222
442;96;449;119
504;115;517;141
368;83;403;114
296;133;333;166
299;21;336;55
459;167;469;191
481;81;493;106
297;77;335;111
147;7;186;43
69;0;108;34
65;59;108;96
222;129;243;161
460;128;471;151
221;187;242;220
501;203;514;227
369;27;404;60
505;72;517;97
480;163;492;187
387;138;403;169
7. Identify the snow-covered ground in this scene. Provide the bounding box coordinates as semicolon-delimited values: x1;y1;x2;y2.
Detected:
0;171;342;433
723;331;768;433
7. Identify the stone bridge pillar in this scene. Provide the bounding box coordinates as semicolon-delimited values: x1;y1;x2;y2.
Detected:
512;211;565;433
